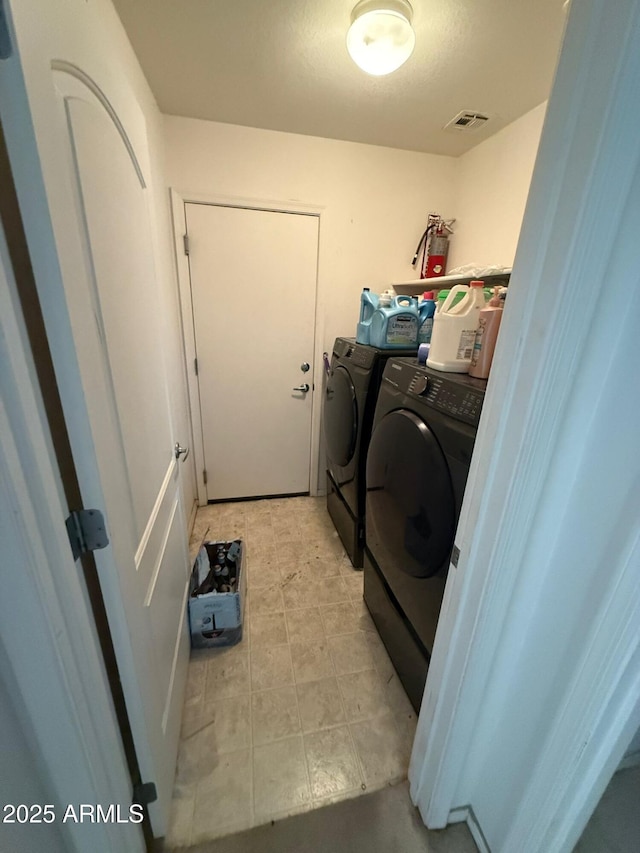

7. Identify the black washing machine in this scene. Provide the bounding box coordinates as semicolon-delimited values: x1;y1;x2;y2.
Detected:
323;338;417;568
363;357;487;711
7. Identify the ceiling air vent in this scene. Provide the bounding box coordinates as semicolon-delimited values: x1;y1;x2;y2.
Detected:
444;111;490;132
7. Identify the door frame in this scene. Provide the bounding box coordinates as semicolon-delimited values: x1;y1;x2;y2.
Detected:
170;189;324;505
408;0;640;850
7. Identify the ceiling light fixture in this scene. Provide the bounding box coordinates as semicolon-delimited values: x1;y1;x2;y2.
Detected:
347;0;416;77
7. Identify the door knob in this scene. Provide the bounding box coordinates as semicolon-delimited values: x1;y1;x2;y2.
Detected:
293;384;310;393
174;442;190;461
300;362;310;373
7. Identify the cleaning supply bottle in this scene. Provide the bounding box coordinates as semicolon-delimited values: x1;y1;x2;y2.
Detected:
417;291;436;344
468;287;503;379
435;288;466;313
356;287;379;345
369;293;419;349
427;280;486;372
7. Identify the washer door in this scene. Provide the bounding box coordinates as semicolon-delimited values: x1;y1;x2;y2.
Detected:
323;365;358;467
366;409;455;579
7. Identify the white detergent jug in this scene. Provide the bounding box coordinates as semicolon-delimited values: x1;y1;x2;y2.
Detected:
427;281;486;373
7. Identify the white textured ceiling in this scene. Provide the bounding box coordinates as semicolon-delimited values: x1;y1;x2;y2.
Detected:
112;0;567;156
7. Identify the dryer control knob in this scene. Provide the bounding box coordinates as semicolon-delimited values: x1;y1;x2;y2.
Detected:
413;375;429;396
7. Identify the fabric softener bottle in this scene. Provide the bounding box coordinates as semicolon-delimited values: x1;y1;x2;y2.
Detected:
369;293;418;349
356;287;378;345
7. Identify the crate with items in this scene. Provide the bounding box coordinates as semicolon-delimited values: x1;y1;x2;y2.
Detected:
188;539;245;648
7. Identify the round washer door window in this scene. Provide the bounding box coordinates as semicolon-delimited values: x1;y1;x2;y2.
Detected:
323;365;358;467
366;409;455;578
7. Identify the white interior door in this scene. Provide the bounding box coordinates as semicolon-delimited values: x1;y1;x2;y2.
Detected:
185;203;319;501
2;3;191;835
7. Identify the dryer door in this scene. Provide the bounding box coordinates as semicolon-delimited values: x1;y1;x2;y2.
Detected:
366;409;455;579
323;365;358;468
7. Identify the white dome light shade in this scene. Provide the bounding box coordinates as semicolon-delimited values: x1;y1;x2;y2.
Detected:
347;0;415;76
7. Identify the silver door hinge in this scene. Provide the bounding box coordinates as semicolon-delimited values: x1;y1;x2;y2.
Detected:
132;781;157;807
194;357;198;376
203;469;208;485
183;234;190;256
66;509;109;561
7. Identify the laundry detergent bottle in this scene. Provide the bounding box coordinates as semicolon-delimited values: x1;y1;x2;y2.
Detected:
427;280;486;372
468;287;503;379
418;291;437;344
369;293;418;349
356;287;379;345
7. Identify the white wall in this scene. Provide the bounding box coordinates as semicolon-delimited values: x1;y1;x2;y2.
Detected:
163;116;457;349
449;102;547;269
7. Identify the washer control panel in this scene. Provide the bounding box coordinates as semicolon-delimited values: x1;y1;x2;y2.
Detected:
407;370;484;427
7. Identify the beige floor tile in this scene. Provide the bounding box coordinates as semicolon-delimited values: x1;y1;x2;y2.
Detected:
253;735;311;819
185;694;252;756
338;668;393;722
281;576;317;609
175;733;205;787
192;748;252;842
290;640;335;683
243;529;276;550
250;644;294;691
328;632;379;676
246;518;275;540
303;725;363;799
372;639;397;683
205;648;250;702
276;541;307;567
251;685;301;746
165;787;195;848
249;611;288;647
247;584;285;615
285;607;325;643
296;555;343;580
184;659;207;714
349;712;415;788
342;572;365;601
299;516;338;539
177;496;418;843
271;517;303;542
352;598;377;632
312;787;365;808
181;701;204;740
319;601;359;636
296;677;346;733
247;559;281;589
252;802;313;830
314;576;350;606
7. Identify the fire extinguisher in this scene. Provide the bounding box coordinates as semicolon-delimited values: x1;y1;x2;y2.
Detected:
411;214;455;279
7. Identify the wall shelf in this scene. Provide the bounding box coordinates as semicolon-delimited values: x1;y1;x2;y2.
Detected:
392;268;511;296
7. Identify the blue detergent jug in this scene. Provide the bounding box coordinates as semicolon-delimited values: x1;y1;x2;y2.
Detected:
369;294;419;349
356;288;379;345
418;291;437;344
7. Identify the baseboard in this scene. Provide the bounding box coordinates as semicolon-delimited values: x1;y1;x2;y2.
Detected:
449;806;491;853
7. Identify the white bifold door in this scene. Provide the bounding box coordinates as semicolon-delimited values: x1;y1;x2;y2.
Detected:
3;0;192;836
185;203;319;501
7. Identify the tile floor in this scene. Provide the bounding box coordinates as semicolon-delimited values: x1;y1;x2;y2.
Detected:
166;496;417;848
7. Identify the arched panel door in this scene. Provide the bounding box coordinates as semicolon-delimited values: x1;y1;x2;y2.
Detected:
1;6;192;830
323;365;358;469
366;409;455;579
